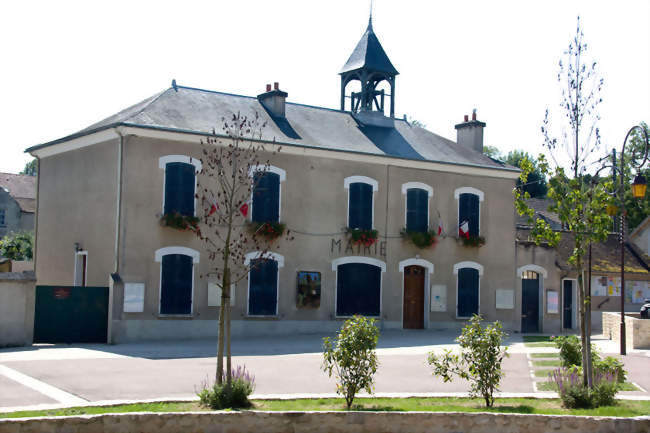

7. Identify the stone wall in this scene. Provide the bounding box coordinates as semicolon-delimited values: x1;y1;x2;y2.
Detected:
0;411;648;433
0;271;35;347
602;311;650;349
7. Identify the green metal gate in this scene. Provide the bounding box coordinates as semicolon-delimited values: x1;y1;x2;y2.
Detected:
34;286;108;343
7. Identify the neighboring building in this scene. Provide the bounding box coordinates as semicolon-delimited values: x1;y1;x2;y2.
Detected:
629;215;650;255
516;199;650;334
0;173;36;239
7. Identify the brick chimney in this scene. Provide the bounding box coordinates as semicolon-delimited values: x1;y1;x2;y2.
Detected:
257;82;288;118
454;109;486;154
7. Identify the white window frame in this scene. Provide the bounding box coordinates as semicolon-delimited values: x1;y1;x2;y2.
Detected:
154;246;200;317
332;256;386;319
453;261;483;319
73;250;88;287
344;176;379;229
401;182;433;229
158;155;202;216
244;251;284;317
399;258;434;329
248;165;286;222
454;186;484;236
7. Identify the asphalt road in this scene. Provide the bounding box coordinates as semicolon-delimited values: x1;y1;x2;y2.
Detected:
0;330;647;410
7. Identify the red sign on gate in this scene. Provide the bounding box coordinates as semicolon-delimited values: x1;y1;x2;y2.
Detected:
53;288;71;300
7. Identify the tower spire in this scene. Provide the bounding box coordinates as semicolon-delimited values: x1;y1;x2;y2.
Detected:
368;0;373;29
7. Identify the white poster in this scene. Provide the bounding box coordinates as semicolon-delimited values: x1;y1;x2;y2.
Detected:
495;289;514;309
591;276;608;297
430;285;446;312
626;280;649;304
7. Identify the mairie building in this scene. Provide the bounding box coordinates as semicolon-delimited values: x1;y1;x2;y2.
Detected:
28;19;534;343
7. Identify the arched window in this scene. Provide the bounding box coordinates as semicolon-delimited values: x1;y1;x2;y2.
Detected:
159;155;201;217
453;261;483;318
249;166;286;223
155;246;200;315
345;176;378;230
332;256;385;317
402;182;433;232
245;251;284;316
454;187;484;237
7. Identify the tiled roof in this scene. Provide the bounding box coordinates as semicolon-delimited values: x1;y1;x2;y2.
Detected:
28;85;518;173
340;18;398;75
516;198;562;230
0;173;36;213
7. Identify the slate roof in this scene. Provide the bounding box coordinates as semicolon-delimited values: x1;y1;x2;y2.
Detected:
340;18;399;75
28;84;517;173
0;173;36;213
516;198;563;230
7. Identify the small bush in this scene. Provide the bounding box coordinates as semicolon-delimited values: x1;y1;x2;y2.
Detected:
551;367;619;408
322;315;379;409
0;231;33;261
427;315;508;407
594;356;626;383
551;335;582;367
197;366;255;409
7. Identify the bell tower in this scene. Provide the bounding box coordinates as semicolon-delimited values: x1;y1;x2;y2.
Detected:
340;16;398;118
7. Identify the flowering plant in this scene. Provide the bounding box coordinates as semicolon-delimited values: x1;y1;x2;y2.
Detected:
159;212;200;232
346;227;379;247
247;221;286;241
401;229;438;249
460;234;485;247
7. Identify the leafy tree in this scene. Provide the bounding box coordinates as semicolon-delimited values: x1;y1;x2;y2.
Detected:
506;150;548;198
427;315;508;407
0;231;33;260
483;145;502;160
195;112;291;385
20;159;37;176
407;116;426;128
322;315;379;409
516;17;610;388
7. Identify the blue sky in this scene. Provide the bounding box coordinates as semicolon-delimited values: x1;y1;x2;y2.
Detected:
0;0;648;173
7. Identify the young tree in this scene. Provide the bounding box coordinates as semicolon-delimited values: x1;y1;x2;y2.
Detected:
0;231;34;260
322;315;379;409
506;150;547;198
515;17;610;388
20;159;37;176
427;315;508;407
196;112;290;385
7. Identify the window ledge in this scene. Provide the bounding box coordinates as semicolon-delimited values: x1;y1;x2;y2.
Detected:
157;314;195;320
244;315;280;320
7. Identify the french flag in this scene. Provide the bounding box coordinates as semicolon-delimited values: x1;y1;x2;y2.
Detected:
459;220;470;239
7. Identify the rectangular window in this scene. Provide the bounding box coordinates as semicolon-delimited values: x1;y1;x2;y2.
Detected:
248;258;278;315
406;188;428;232
164;162;196;216
459;193;480;236
73;252;88;287
252;172;280;223
336;263;381;316
160;254;193;315
296;271;321;309
457;267;479;317
0;209;5;226
348;183;373;230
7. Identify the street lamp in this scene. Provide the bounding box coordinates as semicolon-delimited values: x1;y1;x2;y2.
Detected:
615;125;649;355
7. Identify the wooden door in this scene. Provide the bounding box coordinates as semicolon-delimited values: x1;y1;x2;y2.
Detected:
403;265;425;329
521;273;540;333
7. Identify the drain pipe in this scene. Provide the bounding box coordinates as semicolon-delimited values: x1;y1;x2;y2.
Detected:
107;127;125;344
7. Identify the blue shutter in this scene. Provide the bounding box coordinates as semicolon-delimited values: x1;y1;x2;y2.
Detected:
165;162;195;216
459;193;479;236
160;254;193;315
248;259;278;315
336;263;381;316
252;172;280;223
406;188;428;232
457;268;479;317
349;183;372;230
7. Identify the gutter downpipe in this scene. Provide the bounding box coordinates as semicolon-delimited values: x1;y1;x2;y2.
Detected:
107;127;124;344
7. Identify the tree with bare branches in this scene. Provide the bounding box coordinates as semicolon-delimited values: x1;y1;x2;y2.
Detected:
195;112;291;385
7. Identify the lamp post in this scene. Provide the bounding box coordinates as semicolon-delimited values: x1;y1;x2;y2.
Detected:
615;125;649;355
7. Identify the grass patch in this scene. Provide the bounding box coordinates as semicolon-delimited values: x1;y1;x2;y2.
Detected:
534;369;554;378
523;336;555;348
536;381;640;392
530;353;559;359
532;360;561;367
1;398;649;418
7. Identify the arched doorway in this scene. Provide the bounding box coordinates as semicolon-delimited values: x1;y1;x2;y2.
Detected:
403;265;425;329
521;270;540;333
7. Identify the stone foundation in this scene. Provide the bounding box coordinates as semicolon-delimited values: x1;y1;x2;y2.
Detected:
1;411;648;433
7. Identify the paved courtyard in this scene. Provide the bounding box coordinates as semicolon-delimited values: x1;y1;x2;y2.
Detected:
0;330;648;411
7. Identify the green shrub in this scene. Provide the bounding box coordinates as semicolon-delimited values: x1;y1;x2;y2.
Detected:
322;315;379;409
594;356;626;383
0;231;33;261
551;367;619;408
400;229;438;248
427;315;508;407
551;335;582;367
197;366;255;409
